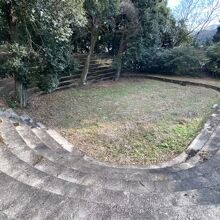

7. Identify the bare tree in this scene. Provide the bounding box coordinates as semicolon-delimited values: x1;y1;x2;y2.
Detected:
174;0;220;38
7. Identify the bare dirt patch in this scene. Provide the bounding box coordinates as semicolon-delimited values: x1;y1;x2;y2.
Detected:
22;78;220;165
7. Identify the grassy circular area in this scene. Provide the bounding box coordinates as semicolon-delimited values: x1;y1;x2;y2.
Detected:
25;78;220;165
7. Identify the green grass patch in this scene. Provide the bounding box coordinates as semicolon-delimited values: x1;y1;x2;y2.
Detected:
24;78;220;165
156;119;202;152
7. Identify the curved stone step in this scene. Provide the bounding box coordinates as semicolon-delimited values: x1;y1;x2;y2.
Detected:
0;117;160;179
1;166;220;220
0;171;72;220
167;123;220;172
46;116;220;171
1;139;220;208
0;145;134;206
46;128;78;152
13;123;134;191
1;115;220;187
0;121;220;216
15;127;137;191
8;122;220;194
25;123;220;177
14;119;220;180
16;123;219;193
0;111;219;174
1;83;220;218
32;127;83;156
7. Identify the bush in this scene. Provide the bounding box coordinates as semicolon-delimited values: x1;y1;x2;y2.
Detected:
123;46;206;76
3;44;38;87
159;46;206;76
38;74;59;93
206;42;220;77
37;43;71;92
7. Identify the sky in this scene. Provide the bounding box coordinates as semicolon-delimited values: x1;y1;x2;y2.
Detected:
168;0;219;27
168;0;181;9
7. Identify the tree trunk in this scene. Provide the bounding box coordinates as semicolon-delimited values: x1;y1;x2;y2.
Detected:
14;76;28;108
80;31;97;85
5;2;27;108
5;2;17;42
115;35;124;81
15;81;27;108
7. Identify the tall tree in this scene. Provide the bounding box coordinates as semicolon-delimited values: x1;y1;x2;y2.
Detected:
123;0;175;71
80;0;120;85
33;0;85;92
0;0;37;107
0;2;9;42
114;0;138;80
0;0;85;107
0;0;17;42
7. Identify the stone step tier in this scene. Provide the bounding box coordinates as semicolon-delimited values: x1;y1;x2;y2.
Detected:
0;107;220;219
57;54;116;90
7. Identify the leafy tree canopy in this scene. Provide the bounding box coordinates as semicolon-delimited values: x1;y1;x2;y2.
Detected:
0;0;85;92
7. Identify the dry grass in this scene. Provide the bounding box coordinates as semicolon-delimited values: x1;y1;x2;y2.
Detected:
23;78;220;165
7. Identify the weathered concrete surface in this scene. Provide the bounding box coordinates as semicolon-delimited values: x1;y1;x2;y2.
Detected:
0;76;220;219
